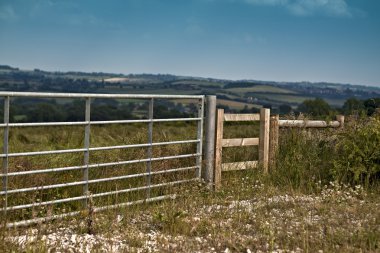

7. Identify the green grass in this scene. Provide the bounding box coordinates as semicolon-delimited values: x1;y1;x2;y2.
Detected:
1;116;379;252
227;85;297;95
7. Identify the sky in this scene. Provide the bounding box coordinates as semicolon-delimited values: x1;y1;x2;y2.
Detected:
0;0;379;86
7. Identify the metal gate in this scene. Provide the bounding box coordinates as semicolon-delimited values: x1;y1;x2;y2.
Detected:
0;92;204;228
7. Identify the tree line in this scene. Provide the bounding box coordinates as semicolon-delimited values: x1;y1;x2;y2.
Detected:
233;97;380;118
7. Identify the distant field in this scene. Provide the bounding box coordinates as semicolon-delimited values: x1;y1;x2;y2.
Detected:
228;85;297;94
217;98;261;110
172;80;223;87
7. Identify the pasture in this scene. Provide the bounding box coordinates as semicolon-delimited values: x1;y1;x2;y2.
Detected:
1;113;380;252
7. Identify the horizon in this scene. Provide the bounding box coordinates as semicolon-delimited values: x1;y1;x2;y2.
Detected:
4;64;380;89
1;0;379;87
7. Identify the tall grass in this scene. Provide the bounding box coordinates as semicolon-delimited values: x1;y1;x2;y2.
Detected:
269;113;380;192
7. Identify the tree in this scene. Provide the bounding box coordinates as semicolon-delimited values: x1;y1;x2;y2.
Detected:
279;104;292;115
298;98;332;117
342;98;364;116
363;98;380;116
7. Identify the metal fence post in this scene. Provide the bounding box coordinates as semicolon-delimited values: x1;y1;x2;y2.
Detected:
146;98;154;198
2;97;9;215
203;96;216;187
83;98;91;207
196;97;205;178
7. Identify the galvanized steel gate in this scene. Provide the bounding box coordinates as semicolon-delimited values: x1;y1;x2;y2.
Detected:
0;92;204;228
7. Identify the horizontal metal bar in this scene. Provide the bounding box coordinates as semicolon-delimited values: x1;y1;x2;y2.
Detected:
0;91;203;99
94;194;177;212
224;113;260;122
7;210;82;228
86;153;200;170
222;138;259;147
0;154;199;194
6;194;178;228
0;158;197;195
0;121;87;127
279;120;341;128
90;118;202;125
0;148;87;158
89;139;199;152
1;164;88;177
0;118;202;128
0;152;200;177
5;175;197;211
0;139;200;159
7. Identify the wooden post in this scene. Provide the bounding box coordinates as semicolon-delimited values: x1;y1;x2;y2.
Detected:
259;108;270;173
269;114;279;170
214;109;224;190
336;115;345;128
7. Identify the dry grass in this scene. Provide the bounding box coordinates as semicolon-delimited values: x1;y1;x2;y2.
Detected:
2;172;379;252
1;120;379;252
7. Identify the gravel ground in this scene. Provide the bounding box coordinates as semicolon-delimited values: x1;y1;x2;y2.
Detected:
6;182;380;252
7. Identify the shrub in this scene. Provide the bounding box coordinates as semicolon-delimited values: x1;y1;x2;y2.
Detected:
333;116;380;186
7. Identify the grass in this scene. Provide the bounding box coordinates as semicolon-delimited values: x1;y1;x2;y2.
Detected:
2;172;379;252
1;116;379;252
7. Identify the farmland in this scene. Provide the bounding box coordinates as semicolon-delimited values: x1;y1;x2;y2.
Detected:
1;65;380;112
0;65;380;252
1;113;379;252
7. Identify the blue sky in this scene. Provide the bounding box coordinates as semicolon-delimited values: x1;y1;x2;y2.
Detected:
0;0;379;86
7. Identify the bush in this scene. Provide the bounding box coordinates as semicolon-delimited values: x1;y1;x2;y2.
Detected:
333;116;380;186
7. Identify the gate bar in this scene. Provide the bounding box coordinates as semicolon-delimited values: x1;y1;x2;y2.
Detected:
2;96;9;213
146;98;154;198
196;97;204;178
0;91;203;99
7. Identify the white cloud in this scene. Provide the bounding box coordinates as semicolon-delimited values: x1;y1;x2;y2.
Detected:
243;0;352;17
0;5;18;21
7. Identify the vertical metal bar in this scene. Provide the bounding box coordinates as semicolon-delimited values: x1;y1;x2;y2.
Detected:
203;96;216;187
196;97;204;178
146;98;153;198
2;97;9;215
83;98;91;207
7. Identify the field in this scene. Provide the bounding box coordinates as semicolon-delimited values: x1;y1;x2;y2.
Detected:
217;99;262;110
1;115;380;252
2;66;380;112
226;85;297;94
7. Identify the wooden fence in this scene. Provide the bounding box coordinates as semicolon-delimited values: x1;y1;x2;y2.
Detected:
214;108;270;189
268;114;345;169
211;108;345;190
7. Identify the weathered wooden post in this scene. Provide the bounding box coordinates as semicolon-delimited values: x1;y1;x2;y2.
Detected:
203;95;216;188
214;108;224;190
336;115;345;128
259;108;270;173
269;114;279;170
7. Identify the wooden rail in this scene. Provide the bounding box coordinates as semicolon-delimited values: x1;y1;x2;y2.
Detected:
214;108;270;190
268;115;345;170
